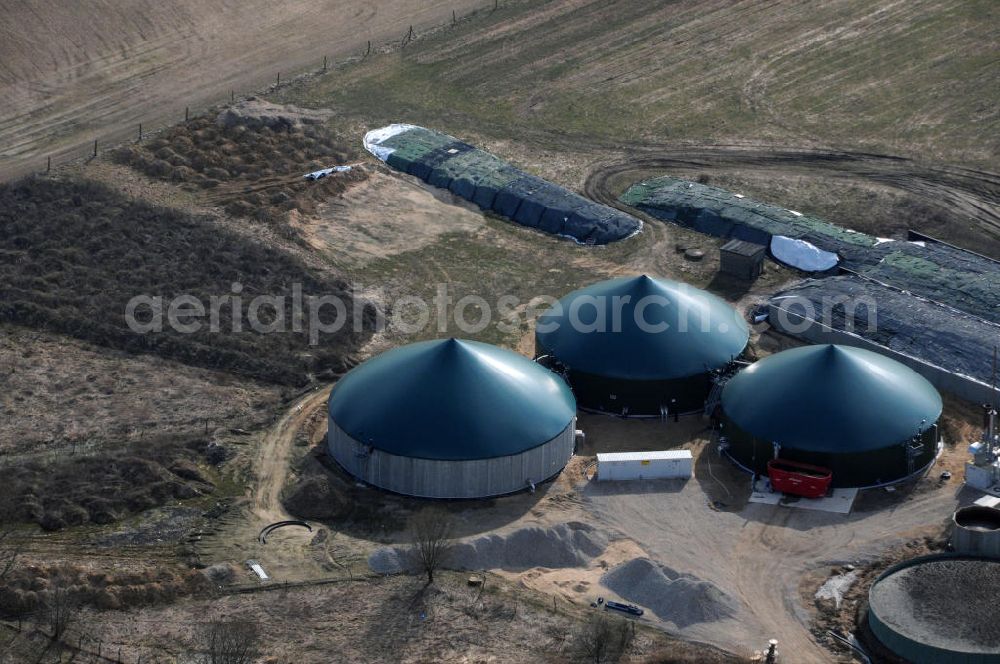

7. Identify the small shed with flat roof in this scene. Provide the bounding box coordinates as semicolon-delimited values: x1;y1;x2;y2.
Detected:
720;239;766;281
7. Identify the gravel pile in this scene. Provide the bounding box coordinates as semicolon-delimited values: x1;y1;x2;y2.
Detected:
870;558;1000;651
601;557;738;628
367;522;608;574
451;522;607;571
368;547;411;575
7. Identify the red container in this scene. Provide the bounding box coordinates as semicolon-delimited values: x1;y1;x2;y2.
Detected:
767;458;833;498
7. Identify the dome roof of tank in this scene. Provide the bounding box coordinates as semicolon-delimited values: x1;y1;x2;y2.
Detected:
535;275;749;380
328;338;576;461
721;344;942;452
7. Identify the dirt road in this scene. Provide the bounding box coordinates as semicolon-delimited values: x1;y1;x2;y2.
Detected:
0;0;489;179
582;436;961;662
197;386;335;580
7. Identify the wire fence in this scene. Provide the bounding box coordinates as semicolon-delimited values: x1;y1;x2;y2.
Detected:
22;1;508;181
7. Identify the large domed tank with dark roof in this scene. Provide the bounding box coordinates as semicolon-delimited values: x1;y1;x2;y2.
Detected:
327;338;577;498
534;275;748;417
720;344;942;487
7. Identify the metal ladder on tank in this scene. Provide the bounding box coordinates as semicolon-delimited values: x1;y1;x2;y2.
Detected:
704;379;725;417
905;436;925;476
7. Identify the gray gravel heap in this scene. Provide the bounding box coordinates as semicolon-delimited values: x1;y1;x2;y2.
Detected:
368;522;608;574
601;557;738;628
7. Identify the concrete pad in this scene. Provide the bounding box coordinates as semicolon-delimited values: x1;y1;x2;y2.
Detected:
748;477;781;505
974;495;1000;508
746;479;857;514
781;488;858;514
749;489;781;505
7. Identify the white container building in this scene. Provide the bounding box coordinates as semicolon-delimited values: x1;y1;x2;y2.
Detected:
596;450;693;481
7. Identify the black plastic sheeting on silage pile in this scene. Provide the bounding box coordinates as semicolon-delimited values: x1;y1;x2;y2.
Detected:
379;129;640;244
492;175;640;244
468;166;521;211
408;141;475;182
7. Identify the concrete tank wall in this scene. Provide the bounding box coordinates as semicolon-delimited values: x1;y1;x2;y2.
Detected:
768;303;1000;405
867;553;1000;664
327;417;576;499
952;506;1000;558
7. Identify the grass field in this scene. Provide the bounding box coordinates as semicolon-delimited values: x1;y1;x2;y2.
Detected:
279;0;999;168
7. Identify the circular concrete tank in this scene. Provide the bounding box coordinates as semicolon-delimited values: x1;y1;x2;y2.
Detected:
327;338;577;499
952;506;1000;558
867;554;1000;663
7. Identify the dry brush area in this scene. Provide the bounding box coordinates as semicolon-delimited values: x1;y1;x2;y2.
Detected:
0;176;374;387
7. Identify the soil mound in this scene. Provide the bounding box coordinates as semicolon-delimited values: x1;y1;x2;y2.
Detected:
216;98;332;131
283;476;351;521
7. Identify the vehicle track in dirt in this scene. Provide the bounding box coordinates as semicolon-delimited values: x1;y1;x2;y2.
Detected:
0;0;489;180
195;386;333;581
582;145;1000;242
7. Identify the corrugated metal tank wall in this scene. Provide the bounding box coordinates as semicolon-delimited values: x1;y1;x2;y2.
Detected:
327;417;576;499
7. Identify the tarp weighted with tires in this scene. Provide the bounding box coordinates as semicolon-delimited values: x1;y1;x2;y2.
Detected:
364;124;642;245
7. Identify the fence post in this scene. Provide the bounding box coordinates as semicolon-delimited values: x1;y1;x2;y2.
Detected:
93;139;98;157
231;90;235;103
185;106;189;121
323;55;328;71
46;156;51;173
276;72;280;86
137;123;142;142
453;9;456;24
366;40;371;56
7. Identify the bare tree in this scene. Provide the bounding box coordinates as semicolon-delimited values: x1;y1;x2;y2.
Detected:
37;580;79;642
407;507;454;585
203;618;260;664
0;489;22;587
575;613;636;664
0;529;21;581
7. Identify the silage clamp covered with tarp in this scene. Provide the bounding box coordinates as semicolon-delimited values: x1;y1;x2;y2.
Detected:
363;124;642;245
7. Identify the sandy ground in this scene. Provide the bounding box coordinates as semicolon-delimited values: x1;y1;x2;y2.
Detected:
581;436;965;662
301;169;485;268
0;0;488;179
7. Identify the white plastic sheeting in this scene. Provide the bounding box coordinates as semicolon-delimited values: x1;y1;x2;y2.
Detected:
363;123;417;161
770;235;839;272
303;165;352;180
